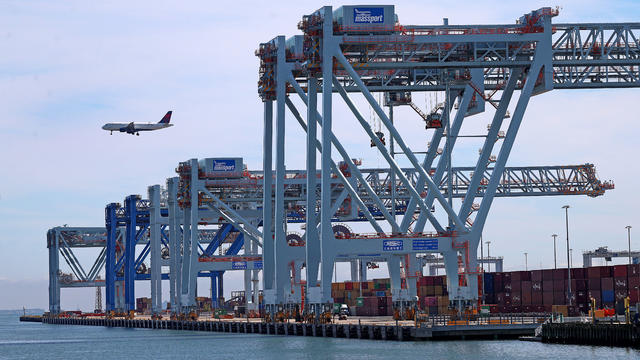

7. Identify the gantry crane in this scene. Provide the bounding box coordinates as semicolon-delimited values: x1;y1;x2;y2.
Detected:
256;5;639;314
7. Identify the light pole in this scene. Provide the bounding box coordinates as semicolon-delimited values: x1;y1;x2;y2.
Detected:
552;234;558;269
562;205;571;306
524;252;528;271
486;241;491;272
626;226;632;265
480;236;484;273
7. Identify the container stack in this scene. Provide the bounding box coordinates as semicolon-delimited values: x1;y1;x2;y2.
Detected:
136;297;151;314
329;264;640;316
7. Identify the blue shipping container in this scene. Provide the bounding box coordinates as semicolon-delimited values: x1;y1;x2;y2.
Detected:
602;290;615;303
484;273;495;294
376;291;386;297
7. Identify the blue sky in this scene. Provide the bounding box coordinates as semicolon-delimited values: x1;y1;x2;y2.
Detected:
0;0;639;310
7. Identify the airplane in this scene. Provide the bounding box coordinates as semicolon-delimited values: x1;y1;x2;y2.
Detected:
102;111;173;135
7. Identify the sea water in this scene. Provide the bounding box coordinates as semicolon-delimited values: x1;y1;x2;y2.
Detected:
1;312;639;359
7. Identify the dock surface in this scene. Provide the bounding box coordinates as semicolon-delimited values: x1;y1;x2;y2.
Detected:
31;316;539;341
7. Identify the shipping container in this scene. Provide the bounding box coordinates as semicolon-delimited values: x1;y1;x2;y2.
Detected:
601;277;614;291
553;291;566;305
532;281;543;292
614;277;628;290
531;270;543;282
602;290;615;304
553;280;565;292
571;267;586;280
614;265;628;278
553;268;568;280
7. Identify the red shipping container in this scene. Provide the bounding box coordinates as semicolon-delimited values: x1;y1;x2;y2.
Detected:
553;280;565;292
571;268;584;279
512;281;521;292
512;305;522;313
434;276;444;286
503;272;512;281
493;275;503;292
425;296;438;306
531;270;543;282
532;281;543;292
601;277;614;291
553;268;568;280
553;291;566;305
512;271;521;282
629;276;640;290
614;265;628;278
631;289;640;303
543;292;554;305
629;264;640;277
600;266;613;278
523;305;533;313
587;266;600;279
345;282;353;290
543;280;554;292
532;292;543;305
589;278;601;290
425;277;434;286
542;269;554;281
520;271;532;281
512;295;521;306
522;291;532;305
503;282;512;291
614;277;628;290
362;282;369;290
576;279;588;291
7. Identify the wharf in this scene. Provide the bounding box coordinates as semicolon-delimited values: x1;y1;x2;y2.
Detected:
33;316;539;341
542;322;640;348
19;315;42;323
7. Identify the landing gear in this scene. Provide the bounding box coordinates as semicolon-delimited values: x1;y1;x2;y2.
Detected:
110;131;113;135
136;132;140;136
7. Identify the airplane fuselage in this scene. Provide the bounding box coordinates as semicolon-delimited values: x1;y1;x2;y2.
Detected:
102;111;173;135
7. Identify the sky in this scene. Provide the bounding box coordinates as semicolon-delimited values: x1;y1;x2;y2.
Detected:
0;0;639;311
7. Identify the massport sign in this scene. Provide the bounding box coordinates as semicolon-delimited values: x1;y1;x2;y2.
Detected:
353;7;384;24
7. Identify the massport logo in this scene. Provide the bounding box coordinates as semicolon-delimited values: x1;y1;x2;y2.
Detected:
383;240;403;251
212;159;236;171
353;8;384;24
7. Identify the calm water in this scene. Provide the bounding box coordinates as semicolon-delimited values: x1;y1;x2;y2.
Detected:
1;313;639;360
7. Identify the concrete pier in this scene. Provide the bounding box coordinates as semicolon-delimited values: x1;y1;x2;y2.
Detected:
542;323;640;348
34;316;538;341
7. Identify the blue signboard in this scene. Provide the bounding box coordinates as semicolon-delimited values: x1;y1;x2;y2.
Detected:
353;7;384;24
212;159;236;172
383;240;403;251
232;261;247;270
412;239;438;251
254;260;263;269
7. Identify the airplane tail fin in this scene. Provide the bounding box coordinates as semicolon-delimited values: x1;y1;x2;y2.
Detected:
159;111;172;124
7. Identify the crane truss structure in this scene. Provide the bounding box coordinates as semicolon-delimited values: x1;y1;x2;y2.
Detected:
256;5;639;312
47;157;611;315
47;227;117;314
583;247;640;267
